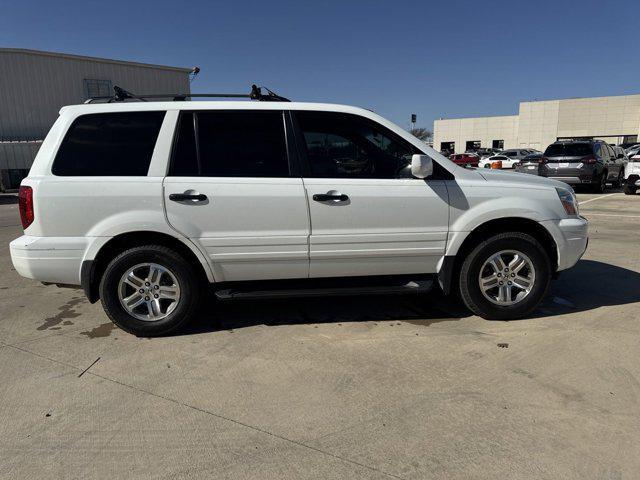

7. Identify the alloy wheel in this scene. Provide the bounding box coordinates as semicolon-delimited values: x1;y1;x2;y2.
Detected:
118;263;181;321
478;250;536;306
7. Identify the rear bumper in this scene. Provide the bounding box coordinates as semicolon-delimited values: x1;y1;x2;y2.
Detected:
9;236;86;285
539;217;589;271
542;167;597;185
544;176;583;185
543;175;599;185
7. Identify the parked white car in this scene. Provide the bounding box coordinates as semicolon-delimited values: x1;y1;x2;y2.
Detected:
478;149;534;169
10;93;588;336
624;152;640;195
624;144;640;158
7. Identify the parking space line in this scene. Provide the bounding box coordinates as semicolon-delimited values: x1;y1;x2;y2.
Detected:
583;213;640;218
579;193;616;205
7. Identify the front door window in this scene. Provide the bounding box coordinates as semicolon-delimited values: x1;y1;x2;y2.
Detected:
296;111;420;179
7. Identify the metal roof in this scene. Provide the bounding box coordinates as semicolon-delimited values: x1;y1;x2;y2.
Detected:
0;48;192;73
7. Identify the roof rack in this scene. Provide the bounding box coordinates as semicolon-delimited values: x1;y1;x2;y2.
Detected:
84;84;290;104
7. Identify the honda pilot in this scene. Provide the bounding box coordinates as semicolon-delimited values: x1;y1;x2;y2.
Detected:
10;88;589;336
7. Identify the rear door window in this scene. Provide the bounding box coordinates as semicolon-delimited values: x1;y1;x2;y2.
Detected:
169;111;290;177
53;111;165;176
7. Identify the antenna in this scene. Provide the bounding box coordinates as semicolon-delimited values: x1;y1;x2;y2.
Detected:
189;67;200;84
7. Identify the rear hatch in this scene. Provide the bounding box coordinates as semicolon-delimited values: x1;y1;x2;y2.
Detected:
542;143;593;176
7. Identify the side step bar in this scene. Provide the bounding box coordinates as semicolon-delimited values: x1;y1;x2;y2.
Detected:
214;279;433;301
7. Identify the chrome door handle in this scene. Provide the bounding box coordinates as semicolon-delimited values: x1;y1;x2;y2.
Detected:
312;192;349;202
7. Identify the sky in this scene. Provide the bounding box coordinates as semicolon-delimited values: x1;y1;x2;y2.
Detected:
1;0;639;131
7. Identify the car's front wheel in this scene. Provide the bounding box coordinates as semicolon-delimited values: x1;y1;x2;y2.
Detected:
99;245;201;336
458;232;552;320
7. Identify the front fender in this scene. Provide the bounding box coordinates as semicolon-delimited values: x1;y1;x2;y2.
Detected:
444;192;562;257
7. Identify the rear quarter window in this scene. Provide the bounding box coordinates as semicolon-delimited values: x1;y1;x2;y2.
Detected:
52;111;166;176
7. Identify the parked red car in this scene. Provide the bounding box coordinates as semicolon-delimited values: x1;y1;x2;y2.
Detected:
449;153;480;167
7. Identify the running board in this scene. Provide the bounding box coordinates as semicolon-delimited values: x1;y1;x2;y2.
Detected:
214;279;434;301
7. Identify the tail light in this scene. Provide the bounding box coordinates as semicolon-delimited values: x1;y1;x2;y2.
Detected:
538;157;548;164
582;155;597;164
18;186;34;229
630;154;640;163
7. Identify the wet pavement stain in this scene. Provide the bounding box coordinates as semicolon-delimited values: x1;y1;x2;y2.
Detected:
80;322;117;338
37;297;85;331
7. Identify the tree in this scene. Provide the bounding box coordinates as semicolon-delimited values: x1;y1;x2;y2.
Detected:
409;127;433;142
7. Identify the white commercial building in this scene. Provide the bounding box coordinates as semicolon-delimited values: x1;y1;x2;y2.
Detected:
0;48;192;189
433;94;640;154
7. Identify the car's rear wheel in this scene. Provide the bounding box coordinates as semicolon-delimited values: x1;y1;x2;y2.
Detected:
99;245;201;336
592;171;607;193
458;232;551;320
612;169;624;188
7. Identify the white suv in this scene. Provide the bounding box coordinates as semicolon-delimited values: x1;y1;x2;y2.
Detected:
10;94;588;336
624;151;640;195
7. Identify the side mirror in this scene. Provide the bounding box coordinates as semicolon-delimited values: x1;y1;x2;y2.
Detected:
411;154;433;179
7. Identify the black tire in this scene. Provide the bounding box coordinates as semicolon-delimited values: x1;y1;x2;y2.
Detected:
99;245;202;336
458;232;552;320
591;171;607;193
624;184;637;195
612;169;624;188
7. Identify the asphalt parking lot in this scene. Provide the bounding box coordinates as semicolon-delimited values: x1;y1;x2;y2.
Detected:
1;190;639;479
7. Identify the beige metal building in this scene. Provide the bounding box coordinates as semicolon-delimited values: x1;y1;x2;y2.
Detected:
0;48;192;189
433;94;640;154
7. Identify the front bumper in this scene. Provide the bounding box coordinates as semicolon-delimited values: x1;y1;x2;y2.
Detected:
539;217;589;271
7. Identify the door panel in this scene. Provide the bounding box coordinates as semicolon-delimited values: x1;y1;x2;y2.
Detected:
304;178;449;277
164;177;309;282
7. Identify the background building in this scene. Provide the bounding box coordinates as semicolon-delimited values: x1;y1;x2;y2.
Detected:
433;94;640;154
0;48;192;189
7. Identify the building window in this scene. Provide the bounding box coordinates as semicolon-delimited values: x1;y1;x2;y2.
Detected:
492;139;504;149
465;140;481;152
84;79;112;100
440;142;455;155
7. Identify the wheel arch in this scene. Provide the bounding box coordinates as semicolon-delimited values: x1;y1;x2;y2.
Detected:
438;217;558;295
82;231;213;303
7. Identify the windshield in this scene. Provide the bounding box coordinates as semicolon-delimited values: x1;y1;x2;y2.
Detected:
544;143;592;157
